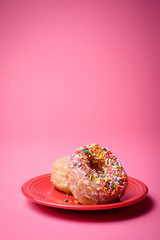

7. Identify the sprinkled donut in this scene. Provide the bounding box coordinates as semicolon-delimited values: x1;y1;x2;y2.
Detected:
68;143;128;205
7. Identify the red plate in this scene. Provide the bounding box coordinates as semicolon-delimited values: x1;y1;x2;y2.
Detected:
21;174;148;210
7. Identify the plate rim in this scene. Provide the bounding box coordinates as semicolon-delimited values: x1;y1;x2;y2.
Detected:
21;173;148;210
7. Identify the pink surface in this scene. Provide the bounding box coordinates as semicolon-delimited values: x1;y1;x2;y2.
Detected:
0;0;160;240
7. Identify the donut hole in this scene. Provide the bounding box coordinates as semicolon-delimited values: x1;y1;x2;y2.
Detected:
90;160;103;174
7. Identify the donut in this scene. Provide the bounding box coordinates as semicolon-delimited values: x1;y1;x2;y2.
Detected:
68;143;128;205
51;157;71;194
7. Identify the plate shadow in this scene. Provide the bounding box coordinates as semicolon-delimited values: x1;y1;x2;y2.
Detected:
26;195;155;222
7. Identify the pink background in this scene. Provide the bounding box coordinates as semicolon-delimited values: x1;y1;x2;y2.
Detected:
0;0;160;239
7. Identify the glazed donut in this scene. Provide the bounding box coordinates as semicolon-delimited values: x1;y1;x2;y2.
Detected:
51;157;71;194
68;143;128;205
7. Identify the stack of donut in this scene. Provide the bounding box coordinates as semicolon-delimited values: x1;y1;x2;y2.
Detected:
51;143;128;205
